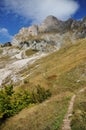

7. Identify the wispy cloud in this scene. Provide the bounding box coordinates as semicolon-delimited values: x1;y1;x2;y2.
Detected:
0;28;13;43
4;0;79;23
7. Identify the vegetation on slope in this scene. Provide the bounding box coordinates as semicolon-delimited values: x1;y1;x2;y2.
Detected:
0;49;3;54
71;89;86;130
27;38;86;94
0;85;51;125
0;38;86;130
25;49;38;57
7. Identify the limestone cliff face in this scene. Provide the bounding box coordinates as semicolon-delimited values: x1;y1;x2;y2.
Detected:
39;15;64;32
12;25;39;46
19;25;38;36
28;25;38;36
12;15;86;47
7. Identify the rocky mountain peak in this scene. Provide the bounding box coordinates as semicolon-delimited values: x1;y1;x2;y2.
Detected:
39;15;63;32
11;15;86;47
43;15;60;24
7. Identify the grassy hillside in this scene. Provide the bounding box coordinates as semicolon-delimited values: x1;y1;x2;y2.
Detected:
25;49;38;57
0;38;86;130
71;89;86;130
0;49;3;54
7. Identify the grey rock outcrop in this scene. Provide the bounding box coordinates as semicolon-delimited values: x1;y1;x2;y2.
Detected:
71;20;81;30
82;16;86;27
39;15;64;32
19;25;38;36
12;15;86;49
29;25;38;36
1;42;12;47
12;25;39;46
64;18;74;30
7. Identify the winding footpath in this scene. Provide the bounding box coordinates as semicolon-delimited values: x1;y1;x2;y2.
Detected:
62;88;86;130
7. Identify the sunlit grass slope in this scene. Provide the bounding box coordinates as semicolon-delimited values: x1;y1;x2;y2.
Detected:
1;38;86;130
71;89;86;130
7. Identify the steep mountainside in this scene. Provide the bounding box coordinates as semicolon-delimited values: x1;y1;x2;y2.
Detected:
0;37;86;130
12;15;86;49
0;16;86;130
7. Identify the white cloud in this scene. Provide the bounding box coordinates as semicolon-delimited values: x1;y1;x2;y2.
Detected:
4;0;79;23
0;28;13;43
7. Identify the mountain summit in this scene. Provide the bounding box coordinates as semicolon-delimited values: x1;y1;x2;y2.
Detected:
11;15;86;49
39;15;63;32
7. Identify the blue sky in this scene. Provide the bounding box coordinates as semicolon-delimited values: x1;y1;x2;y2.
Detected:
0;0;86;43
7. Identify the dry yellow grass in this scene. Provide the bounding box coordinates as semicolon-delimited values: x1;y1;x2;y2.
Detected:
0;92;72;130
25;38;86;93
0;49;3;54
25;49;38;57
0;38;86;130
71;89;86;130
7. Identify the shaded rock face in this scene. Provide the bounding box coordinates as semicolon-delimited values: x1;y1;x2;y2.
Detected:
76;29;86;38
64;18;74;30
82;16;86;23
0;44;2;47
1;42;12;47
82;16;86;28
74;17;86;39
63;18;81;31
39;16;85;34
71;20;81;29
39;15;64;32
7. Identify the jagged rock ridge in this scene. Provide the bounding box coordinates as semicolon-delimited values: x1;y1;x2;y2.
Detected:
11;15;86;51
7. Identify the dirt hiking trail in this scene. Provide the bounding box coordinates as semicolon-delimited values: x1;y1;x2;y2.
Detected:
62;88;86;130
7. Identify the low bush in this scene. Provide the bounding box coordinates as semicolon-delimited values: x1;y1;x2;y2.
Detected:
30;85;51;103
0;85;51;123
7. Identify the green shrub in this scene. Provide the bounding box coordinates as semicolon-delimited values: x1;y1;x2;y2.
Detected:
0;85;51;123
30;85;51;103
0;85;14;119
24;79;28;84
4;85;14;96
